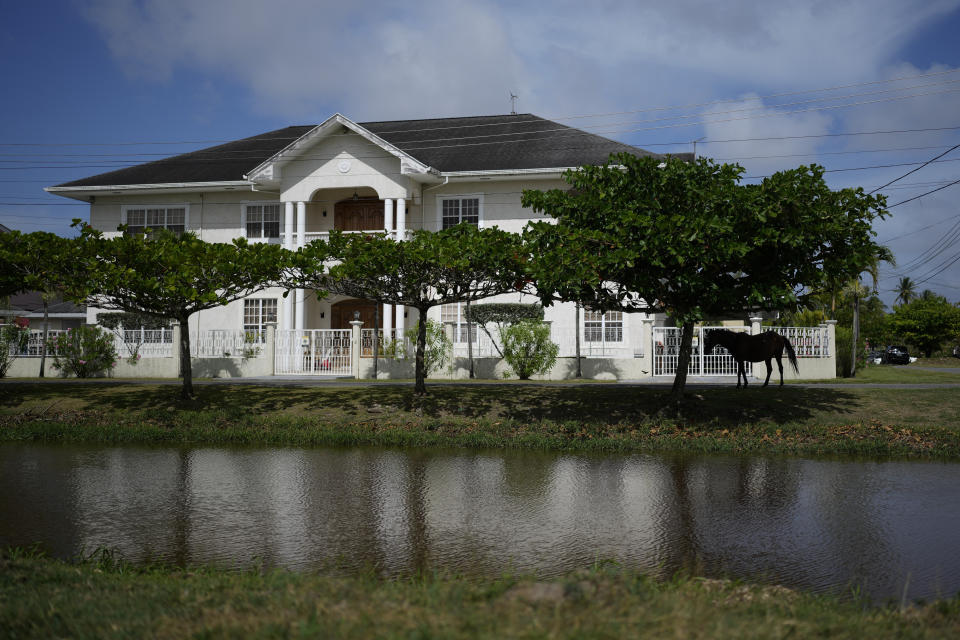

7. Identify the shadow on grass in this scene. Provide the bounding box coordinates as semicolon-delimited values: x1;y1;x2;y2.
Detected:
1;381;862;430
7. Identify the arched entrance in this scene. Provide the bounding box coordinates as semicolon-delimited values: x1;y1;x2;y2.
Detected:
330;298;378;329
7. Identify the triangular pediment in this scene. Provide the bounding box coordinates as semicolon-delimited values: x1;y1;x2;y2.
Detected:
245;114;436;185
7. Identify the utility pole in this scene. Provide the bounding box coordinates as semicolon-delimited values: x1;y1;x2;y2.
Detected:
510;93;518;115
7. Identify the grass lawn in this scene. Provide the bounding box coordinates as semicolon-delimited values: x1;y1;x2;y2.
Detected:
803;363;960;384
3;548;957;640
2;379;959;458
912;357;960;368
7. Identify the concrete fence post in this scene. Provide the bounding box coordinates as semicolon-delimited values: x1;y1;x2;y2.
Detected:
825;320;837;376
265;322;276;376
749;316;763;335
349;320;363;379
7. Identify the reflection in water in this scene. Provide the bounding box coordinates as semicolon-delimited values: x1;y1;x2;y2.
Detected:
1;443;958;602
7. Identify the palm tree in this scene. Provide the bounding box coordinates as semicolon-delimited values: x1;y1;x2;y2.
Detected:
894;277;916;306
846;246;895;377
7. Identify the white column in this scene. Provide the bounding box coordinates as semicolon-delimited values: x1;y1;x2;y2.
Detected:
296;202;307;331
396;305;405;338
396;198;406;240
296;201;307;247
283;201;295;331
384;198;394;237
383;303;393;338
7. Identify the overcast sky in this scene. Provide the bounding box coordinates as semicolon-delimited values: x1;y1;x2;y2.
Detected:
2;0;960;307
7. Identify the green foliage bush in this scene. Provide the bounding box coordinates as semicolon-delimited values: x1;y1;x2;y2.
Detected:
48;325;118;378
405;320;451;376
501;321;559;380
466;303;543;357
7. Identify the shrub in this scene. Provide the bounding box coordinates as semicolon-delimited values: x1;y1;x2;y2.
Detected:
0;318;30;378
48;325;118;378
467;303;544;357
501;321;559;380
405;319;451;375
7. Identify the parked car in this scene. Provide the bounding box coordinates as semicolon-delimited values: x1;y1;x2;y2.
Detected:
866;350;885;365
884;345;910;365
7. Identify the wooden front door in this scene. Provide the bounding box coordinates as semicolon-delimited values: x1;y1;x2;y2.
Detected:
335;199;384;231
331;299;378;330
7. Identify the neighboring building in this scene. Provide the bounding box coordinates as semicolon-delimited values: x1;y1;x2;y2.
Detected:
43;113;834;379
0;291;86;332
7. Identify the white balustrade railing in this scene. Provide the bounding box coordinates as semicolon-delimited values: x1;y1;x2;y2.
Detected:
114;328;174;358
302;229;397;244
770;326;830;357
190;330;261;358
8;329;68;357
360;329;411;358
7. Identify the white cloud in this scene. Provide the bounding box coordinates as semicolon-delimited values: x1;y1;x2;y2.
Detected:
81;0;960;122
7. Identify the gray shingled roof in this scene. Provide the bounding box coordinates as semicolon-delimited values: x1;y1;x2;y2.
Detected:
363;114;657;172
54;126;316;188
4;292;85;315
54;115;665;188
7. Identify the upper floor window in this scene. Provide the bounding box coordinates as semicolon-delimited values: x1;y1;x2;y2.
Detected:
123;206;187;236
584;310;623;343
244;203;281;239
439;195;481;230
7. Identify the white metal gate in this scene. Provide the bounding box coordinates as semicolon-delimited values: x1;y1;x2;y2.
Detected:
275;330;352;375
652;326;751;377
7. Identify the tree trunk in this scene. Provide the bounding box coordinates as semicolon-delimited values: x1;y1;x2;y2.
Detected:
574;302;582;378
372;303;379;380
670;321;695;397
415;312;428;395
466;299;474;379
39;297;49;378
849;293;859;378
179;316;194;399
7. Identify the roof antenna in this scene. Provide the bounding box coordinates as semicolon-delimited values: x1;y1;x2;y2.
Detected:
510;92;518;115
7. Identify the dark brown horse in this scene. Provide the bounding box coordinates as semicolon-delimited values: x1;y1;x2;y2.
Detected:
703;329;799;388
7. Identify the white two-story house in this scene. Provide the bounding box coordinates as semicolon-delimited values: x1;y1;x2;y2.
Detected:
45;113;834;380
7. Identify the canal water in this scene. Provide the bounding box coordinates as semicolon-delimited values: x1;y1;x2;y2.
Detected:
1;443;958;602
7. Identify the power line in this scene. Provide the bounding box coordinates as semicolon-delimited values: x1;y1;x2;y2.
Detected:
868;143;960;194
887;177;960;208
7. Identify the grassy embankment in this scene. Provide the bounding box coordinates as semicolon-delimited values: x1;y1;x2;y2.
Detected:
2;369;960;458
2;548;957;640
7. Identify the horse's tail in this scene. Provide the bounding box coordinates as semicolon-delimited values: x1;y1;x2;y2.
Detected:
784;337;800;374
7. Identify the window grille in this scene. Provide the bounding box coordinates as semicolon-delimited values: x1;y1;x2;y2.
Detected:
243;299;278;343
124;206;186;235
584;310;623;343
441;197;480;229
245;203;281;239
441;302;476;343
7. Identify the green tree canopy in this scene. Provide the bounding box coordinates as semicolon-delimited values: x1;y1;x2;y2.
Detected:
522;154;889;395
81;227;292;399
888;293;960;357
292;224;524;394
0;227;96;376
